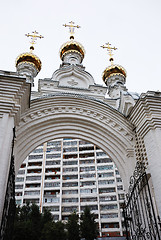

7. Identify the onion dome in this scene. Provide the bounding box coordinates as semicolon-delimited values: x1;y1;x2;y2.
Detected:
101;42;127;85
60;39;85;63
102;64;127;84
15;52;42;72
60;21;85;63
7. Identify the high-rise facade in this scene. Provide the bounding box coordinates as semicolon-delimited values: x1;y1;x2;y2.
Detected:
15;138;125;238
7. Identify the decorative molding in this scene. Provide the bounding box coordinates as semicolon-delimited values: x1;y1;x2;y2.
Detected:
18;95;134;144
67;78;78;86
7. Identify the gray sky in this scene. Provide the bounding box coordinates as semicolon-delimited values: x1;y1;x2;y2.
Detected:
0;0;161;94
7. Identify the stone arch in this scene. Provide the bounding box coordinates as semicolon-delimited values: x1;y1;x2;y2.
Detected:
14;94;136;190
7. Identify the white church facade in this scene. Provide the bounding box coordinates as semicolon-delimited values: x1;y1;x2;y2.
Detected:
0;24;161;239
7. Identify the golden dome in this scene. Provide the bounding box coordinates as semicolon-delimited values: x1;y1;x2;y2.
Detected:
15;52;42;72
60;39;85;62
102;64;126;83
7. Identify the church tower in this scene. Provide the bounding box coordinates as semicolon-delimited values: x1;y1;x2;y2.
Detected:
101;42;138;115
101;42;127;99
15;31;43;87
51;21;95;89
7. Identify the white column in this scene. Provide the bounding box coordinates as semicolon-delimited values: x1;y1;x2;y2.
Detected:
144;129;161;217
0;114;14;223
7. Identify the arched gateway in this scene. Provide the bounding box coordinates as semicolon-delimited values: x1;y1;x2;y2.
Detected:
1;26;161;239
15;94;135;187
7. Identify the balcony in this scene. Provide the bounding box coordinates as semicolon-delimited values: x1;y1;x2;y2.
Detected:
27;169;42;174
25;183;40;188
62;182;78;188
28;154;43;160
62;175;78;180
45;175;60;180
45;168;60;174
44;190;60;197
44;197;60;203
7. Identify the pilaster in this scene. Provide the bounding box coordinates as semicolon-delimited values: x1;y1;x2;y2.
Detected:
129;91;161;216
0;71;31;224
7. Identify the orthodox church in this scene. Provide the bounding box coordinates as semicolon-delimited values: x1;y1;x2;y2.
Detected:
0;22;161;239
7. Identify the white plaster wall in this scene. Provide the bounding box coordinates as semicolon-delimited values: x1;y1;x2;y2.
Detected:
0;114;14;223
144;128;161;217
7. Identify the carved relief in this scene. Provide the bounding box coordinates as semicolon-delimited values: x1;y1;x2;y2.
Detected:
19;100;134;143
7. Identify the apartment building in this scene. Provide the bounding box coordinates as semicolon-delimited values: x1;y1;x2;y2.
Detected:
15;138;125;237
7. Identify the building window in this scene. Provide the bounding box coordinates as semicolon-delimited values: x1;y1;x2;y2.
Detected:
29;154;43;160
44;182;60;188
44;197;60;203
25;184;41;188
80;197;97;202
62;190;78;195
98;180;115;185
63;160;78;165
62;198;78;203
33;148;43;153
62;182;78;187
16;177;24;182
46;153;61;159
80;188;97;194
26;176;41;181
100;204;118;210
118;194;125;200
80;173;95;179
44;206;59;212
79;146;94;151
97;165;113;171
23;199;39;204
80;181;95;187
16;200;22;205
47;141;61;146
80;159;94;164
63;175;78;180
15;192;22;196
47;146;61;152
98;172;114;178
101;222;119;228
46;160;60;165
80;166;95;172
96;152;107;157
117;185;123;190
97;158;112;164
81;205;98;211
63;147;77;152
116;178;122;182
15;184;23;189
100;213;118;219
63;167;78;172
99;188;115;194
100;196;117;202
63;140;77;146
24;191;40;195
17;170;25;175
62;206;78;212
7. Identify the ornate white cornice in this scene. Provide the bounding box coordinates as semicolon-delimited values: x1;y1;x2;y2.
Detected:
0;72;31;125
129;91;161;137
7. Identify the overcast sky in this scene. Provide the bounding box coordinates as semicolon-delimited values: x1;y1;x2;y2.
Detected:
0;0;161;94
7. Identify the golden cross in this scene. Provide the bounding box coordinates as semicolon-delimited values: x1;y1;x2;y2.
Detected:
101;42;117;64
63;21;80;39
25;30;44;52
